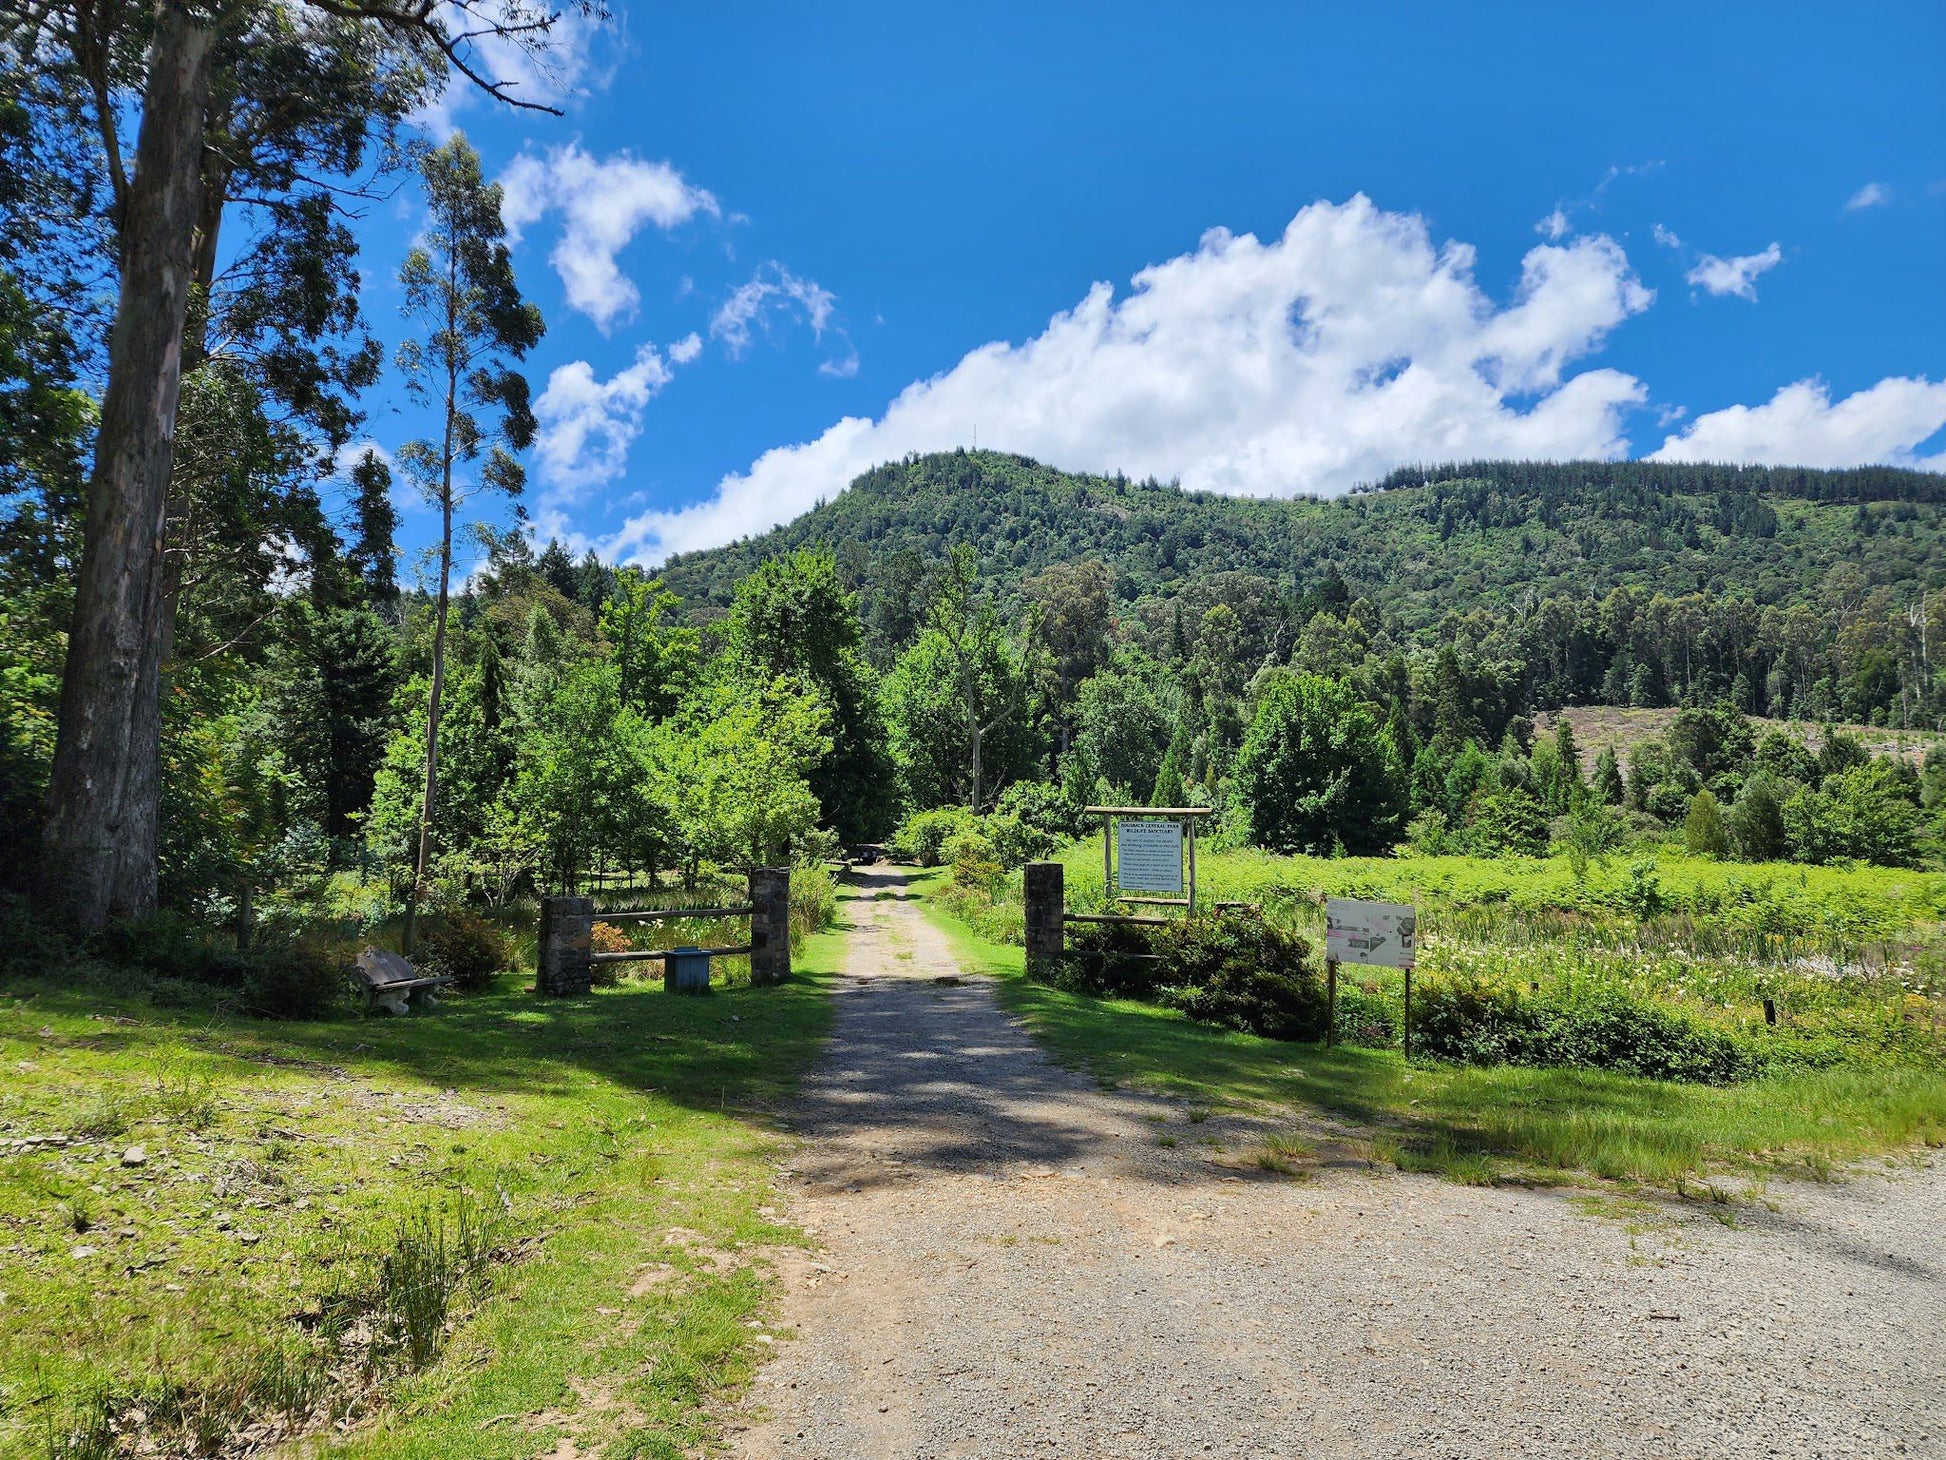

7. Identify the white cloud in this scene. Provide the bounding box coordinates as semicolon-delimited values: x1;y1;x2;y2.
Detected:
1650;377;1946;471
1846;182;1891;211
500;144;718;330
1685;243;1783;300
819;346;861;379
711;264;839;356
607;195;1655;562
1652;223;1682;250
667;332;703;365
1537;209;1570;240
533;343;679;500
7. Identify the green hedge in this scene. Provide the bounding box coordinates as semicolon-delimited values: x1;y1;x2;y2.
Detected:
1409;978;1760;1083
1046;909;1327;1041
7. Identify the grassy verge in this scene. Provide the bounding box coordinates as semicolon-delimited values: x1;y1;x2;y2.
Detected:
916;888;1946;1188
0;924;844;1459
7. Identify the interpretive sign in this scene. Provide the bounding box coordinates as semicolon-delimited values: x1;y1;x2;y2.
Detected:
1115;819;1184;895
1325;898;1417;969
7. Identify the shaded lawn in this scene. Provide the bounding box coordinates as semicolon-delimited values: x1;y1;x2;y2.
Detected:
0;920;846;1460
917;893;1946;1187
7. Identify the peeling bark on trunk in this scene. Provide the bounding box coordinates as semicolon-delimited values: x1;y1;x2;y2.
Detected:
39;8;216;930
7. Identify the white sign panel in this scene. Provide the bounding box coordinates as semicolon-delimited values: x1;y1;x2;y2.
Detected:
1115;819;1184;895
1325;898;1417;969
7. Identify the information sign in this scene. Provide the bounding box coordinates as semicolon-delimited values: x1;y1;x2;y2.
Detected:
1325;898;1417;969
1115;819;1184;895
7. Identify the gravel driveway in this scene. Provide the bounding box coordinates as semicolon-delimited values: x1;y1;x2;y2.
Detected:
727;869;1945;1460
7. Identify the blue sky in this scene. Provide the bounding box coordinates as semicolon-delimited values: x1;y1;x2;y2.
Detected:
351;0;1946;571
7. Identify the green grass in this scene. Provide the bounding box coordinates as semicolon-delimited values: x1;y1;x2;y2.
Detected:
0;916;849;1459
918;891;1946;1189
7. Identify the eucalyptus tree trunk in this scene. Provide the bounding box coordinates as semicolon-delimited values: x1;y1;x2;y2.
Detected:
39;7;216;929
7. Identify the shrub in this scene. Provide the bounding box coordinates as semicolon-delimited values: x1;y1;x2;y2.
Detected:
92;910;250;985
888;806;976;866
236;936;351;1020
1153;911;1326;1039
587;921;632;988
1053;909;1325;1041
1057;919;1168;999
416;911;511;992
1410;978;1759;1083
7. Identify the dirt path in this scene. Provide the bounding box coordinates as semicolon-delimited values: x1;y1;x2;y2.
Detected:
727;869;1945;1460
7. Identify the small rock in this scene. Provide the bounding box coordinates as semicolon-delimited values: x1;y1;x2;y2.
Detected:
238;1231;261;1246
121;1145;147;1167
214;1213;234;1231
70;1245;98;1259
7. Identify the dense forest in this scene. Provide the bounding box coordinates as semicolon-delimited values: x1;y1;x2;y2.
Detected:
662;450;1946;727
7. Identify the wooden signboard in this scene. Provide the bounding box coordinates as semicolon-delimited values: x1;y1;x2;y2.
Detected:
1115;819;1184;895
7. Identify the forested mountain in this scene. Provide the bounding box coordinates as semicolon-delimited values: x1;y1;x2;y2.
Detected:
657;450;1946;729
663;451;1945;630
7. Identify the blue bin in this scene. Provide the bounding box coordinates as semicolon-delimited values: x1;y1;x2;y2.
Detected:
664;945;711;994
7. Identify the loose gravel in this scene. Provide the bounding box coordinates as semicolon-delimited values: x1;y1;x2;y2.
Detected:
727;869;1945;1460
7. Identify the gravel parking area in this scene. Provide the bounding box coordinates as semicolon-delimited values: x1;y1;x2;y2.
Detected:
727;870;1946;1460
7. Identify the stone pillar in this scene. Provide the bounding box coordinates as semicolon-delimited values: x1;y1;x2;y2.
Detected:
538;895;594;996
749;867;791;987
1024;860;1065;973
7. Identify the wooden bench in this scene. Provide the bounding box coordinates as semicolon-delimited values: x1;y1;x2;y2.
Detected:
356;948;450;1015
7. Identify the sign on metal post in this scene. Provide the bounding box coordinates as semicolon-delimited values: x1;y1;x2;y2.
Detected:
1325;899;1417;969
1115;819;1184;895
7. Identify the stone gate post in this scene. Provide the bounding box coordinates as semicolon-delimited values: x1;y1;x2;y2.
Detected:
538;894;594;996
749;867;791;986
1024;861;1065;972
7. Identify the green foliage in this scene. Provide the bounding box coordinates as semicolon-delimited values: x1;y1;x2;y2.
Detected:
235;936;351;1020
994;778;1087;842
1466;786;1549;856
1236;674;1405;855
416;911;512;992
726;548;895;841
1591;745;1625;805
1410;979;1760;1083
1073;666;1171;799
1684;789;1730;859
1726;774;1788;861
888;807;978;867
1054;909;1324;1040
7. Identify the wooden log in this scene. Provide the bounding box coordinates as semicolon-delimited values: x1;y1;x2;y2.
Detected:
1063;912;1171;927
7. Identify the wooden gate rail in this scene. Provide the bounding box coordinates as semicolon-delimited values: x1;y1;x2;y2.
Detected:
595;904;753;923
591;943;754;965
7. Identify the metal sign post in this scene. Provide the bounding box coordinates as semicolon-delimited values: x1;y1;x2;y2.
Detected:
1323;898;1418;1055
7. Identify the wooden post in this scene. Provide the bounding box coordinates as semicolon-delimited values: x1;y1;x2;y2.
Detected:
1325;957;1338;1048
749;867;791;986
1024;861;1065;973
1402;967;1413;1063
1185;815;1197;919
538;895;594;997
1102;813;1113;899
